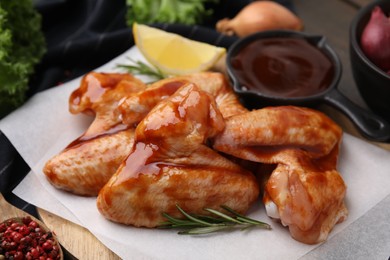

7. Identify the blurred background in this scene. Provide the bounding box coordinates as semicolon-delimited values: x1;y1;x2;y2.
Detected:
30;0;294;95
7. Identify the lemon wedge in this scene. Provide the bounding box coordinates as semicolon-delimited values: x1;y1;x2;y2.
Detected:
133;23;226;76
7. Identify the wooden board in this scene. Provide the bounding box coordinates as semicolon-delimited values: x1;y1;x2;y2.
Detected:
350;0;373;8
1;194;65;259
1;194;31;221
38;209;120;260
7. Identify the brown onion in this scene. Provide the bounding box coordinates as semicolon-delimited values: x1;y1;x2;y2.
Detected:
216;1;303;37
361;6;390;74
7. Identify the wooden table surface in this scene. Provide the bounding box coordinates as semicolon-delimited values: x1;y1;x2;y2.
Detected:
294;0;371;109
292;0;390;150
38;0;390;259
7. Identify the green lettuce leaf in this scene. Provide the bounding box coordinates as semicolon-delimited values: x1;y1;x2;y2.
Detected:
126;0;218;26
0;0;46;117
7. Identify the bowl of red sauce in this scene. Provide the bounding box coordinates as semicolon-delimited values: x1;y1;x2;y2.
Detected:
226;30;390;142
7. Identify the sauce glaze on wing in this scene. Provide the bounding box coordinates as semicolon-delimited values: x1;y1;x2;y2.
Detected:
119;72;247;125
97;83;259;227
213;106;347;244
43;72;146;196
43;71;348;245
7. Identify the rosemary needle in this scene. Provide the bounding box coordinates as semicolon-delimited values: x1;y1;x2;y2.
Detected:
159;204;271;235
117;57;166;82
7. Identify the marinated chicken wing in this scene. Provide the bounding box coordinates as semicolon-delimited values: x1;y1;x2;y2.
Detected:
262;148;347;244
181;72;248;117
44;130;135;195
44;70;347;244
213;106;346;244
97;83;259;227
44;72;146;196
119;72;247;126
69;72;146;138
213;106;342;159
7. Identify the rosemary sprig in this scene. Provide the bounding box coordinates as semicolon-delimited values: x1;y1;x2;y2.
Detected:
117;57;166;82
159;204;271;235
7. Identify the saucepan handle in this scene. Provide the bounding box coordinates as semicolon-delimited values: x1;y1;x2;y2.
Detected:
324;88;390;142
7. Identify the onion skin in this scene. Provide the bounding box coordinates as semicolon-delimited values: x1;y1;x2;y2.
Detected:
360;6;390;73
216;1;303;37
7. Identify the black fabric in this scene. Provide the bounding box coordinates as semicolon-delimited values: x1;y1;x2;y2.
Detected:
29;0;294;96
0;0;294;231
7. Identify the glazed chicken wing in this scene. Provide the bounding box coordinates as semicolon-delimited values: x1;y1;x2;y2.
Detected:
119;72;247;126
43;70;347;244
213;106;347;244
44;72;146;196
262;148;347;244
180;72;248;117
69;72;146;137
97;83;259;227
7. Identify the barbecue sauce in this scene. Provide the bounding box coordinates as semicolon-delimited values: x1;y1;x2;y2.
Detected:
230;37;335;97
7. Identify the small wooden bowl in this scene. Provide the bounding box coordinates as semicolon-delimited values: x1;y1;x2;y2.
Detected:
0;194;64;259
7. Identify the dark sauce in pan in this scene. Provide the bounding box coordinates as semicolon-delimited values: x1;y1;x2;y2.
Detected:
230;38;335;98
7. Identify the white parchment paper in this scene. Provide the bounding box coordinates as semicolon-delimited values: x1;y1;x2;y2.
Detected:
1;46;390;259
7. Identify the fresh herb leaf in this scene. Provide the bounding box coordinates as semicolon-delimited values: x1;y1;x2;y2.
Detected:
159;204;271;235
0;0;46;117
126;0;219;26
117;58;166;82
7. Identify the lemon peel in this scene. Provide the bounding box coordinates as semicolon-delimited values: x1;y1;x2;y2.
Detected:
133;23;226;76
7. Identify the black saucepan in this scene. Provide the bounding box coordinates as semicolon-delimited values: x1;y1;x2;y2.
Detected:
226;30;390;142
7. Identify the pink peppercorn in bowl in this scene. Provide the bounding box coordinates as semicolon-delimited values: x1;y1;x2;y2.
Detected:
0;216;63;259
349;0;390;123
